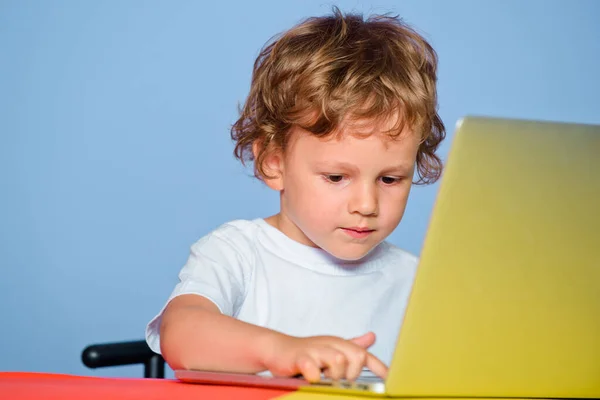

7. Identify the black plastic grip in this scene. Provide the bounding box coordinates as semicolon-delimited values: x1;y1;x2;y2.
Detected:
81;340;165;378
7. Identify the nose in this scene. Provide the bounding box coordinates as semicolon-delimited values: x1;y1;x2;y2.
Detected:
348;181;379;216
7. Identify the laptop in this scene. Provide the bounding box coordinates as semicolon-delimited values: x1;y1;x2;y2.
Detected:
175;116;600;398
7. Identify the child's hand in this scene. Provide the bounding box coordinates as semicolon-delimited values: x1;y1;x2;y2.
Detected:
266;331;388;382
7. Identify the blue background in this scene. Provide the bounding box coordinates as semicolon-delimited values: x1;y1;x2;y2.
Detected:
1;0;599;378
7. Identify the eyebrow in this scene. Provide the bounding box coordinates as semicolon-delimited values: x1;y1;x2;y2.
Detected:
315;161;412;175
314;161;358;172
380;164;413;175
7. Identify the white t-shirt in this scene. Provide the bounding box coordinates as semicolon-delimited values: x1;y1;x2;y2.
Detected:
146;218;417;369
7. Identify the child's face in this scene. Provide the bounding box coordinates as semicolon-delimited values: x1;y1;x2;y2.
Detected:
268;118;420;261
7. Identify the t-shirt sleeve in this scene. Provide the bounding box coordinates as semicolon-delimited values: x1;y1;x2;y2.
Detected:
145;225;255;354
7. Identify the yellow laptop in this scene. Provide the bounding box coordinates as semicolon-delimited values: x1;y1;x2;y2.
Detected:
176;116;600;398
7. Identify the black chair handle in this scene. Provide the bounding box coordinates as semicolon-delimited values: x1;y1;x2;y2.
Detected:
82;340;165;378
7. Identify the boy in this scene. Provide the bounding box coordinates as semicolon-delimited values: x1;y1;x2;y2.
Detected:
146;7;445;383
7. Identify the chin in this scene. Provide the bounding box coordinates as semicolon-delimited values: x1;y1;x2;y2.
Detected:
326;245;373;262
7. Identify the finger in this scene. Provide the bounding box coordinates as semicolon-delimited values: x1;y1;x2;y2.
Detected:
349;331;376;349
318;348;347;381
296;355;322;383
344;349;368;381
365;352;389;379
326;341;368;381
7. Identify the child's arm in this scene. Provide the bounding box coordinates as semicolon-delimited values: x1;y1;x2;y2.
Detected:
159;294;388;382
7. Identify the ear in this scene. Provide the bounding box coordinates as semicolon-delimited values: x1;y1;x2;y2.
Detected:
253;140;285;191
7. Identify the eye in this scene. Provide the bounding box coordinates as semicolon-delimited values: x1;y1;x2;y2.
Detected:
325;174;344;183
380;176;400;185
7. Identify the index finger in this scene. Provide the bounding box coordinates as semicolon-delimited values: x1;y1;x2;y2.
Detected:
365;352;388;379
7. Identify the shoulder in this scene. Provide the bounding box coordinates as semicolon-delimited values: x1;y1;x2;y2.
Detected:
190;219;262;257
193;219;259;247
208;219;262;241
181;220;266;294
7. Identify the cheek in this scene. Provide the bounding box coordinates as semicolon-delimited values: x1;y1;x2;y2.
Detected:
289;179;342;221
382;187;411;222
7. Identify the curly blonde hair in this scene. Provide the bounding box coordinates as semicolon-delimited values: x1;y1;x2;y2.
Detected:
231;8;445;185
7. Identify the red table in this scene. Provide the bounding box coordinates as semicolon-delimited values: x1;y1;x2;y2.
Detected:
0;372;292;400
1;372;539;400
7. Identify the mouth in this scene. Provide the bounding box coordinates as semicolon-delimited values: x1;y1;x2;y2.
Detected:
341;227;375;239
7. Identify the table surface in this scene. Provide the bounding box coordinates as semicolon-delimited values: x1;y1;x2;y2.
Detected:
0;372;549;400
0;372;385;400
